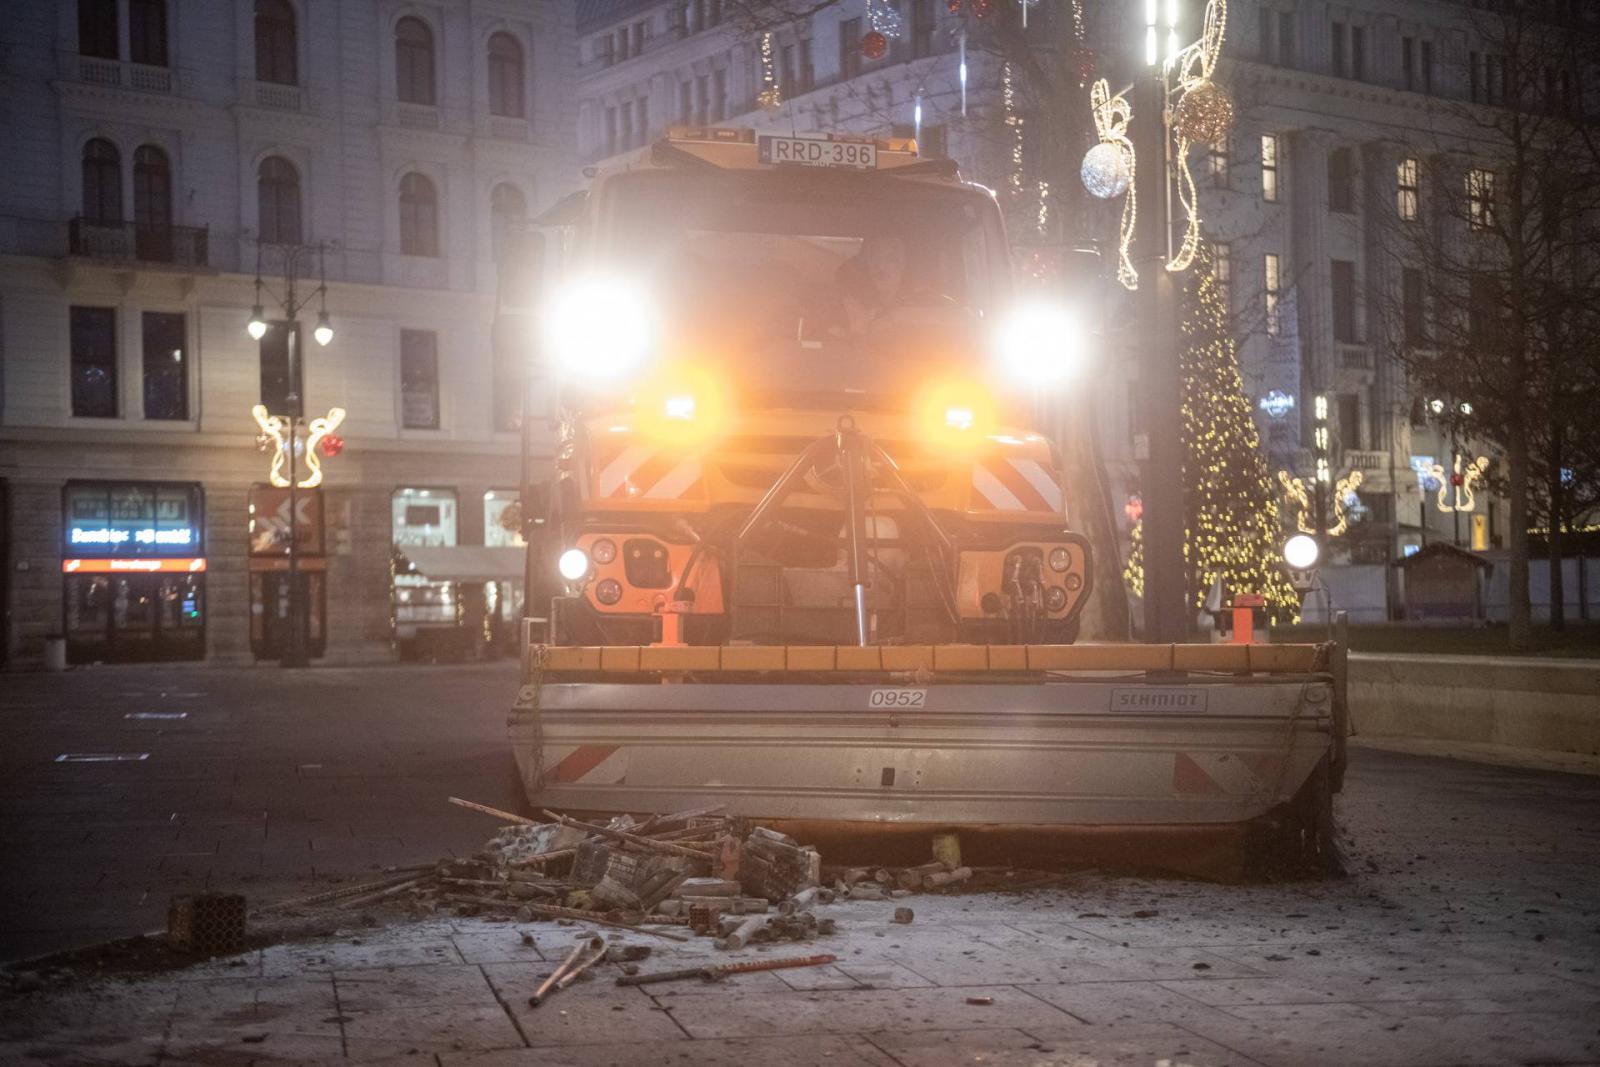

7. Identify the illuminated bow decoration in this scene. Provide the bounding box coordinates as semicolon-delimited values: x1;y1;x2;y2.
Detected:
1277;467;1362;537
1164;0;1228;275
251;404;347;489
1431;455;1490;513
1089;79;1138;290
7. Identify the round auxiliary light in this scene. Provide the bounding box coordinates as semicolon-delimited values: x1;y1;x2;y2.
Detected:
1064;573;1083;592
1045;586;1068;613
594;579;623;606
591;538;617;565
1048;546;1072;573
558;548;590;582
1283;533;1320;571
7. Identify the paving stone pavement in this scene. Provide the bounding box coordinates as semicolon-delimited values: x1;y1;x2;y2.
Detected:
3;665;1599;1064
2;879;1598;1066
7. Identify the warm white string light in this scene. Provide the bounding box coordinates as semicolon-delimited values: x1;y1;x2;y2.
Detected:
1087;79;1137;290
758;32;782;110
1164;0;1228;274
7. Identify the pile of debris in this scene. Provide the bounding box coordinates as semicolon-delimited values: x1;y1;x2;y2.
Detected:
266;798;980;951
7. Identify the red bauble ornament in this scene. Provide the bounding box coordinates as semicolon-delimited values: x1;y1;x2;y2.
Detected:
860;30;887;59
946;0;962;12
321;434;345;457
970;0;993;18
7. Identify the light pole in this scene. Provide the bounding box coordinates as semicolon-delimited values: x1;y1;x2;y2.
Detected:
248;243;333;668
1131;0;1188;643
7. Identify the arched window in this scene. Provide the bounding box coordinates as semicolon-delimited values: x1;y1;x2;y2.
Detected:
399;172;439;256
395;17;435;105
487;32;525;118
255;0;298;85
82;139;122;223
129;0;168;67
258;156;302;244
489;182;526;261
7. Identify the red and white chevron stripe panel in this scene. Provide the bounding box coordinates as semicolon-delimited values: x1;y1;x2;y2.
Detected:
970;457;1064;514
594;446;705;501
541;744;628;786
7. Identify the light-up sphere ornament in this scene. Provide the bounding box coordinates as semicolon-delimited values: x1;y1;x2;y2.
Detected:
1172;80;1235;143
1283;533;1320;571
1080;142;1132;199
868;1;904;38
860;31;887;60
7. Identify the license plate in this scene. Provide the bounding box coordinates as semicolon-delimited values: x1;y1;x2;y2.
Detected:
868;688;926;708
759;135;877;170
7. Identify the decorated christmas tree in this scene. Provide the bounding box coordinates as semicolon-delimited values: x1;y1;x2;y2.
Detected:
1125;245;1300;624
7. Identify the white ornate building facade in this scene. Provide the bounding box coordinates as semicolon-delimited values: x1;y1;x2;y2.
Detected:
0;0;577;667
572;0;1541;619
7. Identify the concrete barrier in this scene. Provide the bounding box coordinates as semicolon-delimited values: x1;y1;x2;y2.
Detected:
1349;653;1600;756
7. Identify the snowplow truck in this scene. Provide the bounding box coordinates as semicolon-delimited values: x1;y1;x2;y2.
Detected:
500;127;1346;868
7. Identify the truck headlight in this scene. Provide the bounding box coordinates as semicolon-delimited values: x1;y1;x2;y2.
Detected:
543;275;656;387
558;548;590;581
994;301;1085;388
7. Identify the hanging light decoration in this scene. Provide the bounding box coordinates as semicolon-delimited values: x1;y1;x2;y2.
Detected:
868;0;904;38
1164;0;1229;275
1019;0;1040;29
860;30;888;59
947;0;963;12
970;0;993;18
1003;62;1023;201
757;31;783;110
1083;79;1137;290
958;30;968;115
1080;142;1131;199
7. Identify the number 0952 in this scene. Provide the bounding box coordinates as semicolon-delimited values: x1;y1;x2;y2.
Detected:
868;689;926;708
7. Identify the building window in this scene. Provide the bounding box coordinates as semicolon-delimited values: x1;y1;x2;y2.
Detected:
255;0;298;85
1213;242;1231;308
400;329;440;429
1327;147;1353;213
1402;267;1427;346
392;488;457;546
840;17;862;79
1351;26;1365;80
919;124;948;159
1397;157;1419;220
798;38;814;89
395;16;435;105
484;490;525;547
1337;393;1363;450
1467;168;1495;230
79;0;119;58
695;74;708;122
604;105;617;153
620;100;633;146
129;0;168;66
1277;9;1294;66
1264;254;1281;337
82;138;122;223
133;145;171;230
637;96;650;142
1330;259;1357;343
1420;40;1433;93
1331;20;1345;77
257;156;302;244
72;306;118;418
399;172;440;256
911;0;935;58
1261;134;1279;202
678;81;692;121
141;311;186;420
1208;137;1230;188
487;32;525;118
490;182;526;262
1402;36;1415;90
711;69;726;121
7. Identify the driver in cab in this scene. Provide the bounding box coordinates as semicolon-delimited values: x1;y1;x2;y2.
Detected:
810;234;928;341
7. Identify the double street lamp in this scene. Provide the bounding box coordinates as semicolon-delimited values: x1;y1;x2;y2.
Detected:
247;242;333;668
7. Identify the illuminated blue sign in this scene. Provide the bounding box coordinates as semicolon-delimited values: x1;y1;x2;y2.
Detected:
1259;390;1295;419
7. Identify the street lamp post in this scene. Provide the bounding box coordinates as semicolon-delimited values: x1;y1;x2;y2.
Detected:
248;243;333;669
1132;0;1188;644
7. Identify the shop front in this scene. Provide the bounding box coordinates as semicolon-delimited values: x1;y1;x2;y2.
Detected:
247;484;328;660
61;481;207;663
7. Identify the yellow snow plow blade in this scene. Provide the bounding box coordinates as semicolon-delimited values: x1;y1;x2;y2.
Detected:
530;642;1325;676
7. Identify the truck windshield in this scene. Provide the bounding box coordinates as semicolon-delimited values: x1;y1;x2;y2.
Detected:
600;169;1007;364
